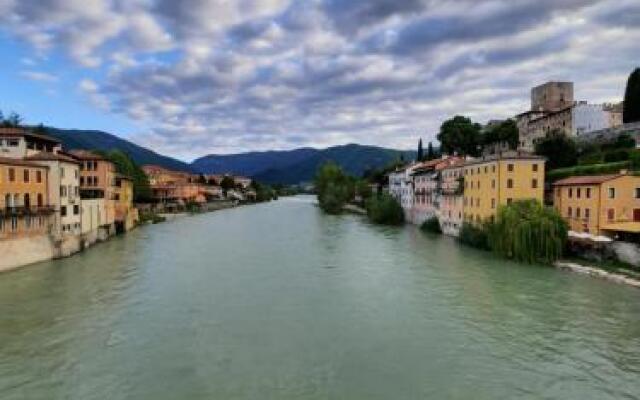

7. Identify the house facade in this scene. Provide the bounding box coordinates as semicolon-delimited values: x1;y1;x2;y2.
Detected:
553;173;640;237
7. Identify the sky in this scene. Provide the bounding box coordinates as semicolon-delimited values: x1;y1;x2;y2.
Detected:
0;0;638;161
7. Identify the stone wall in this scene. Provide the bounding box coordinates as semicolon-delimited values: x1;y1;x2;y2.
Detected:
0;235;55;273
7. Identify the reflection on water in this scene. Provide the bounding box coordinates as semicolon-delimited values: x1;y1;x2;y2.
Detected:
1;196;640;399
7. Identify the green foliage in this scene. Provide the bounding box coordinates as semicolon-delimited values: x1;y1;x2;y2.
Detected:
487;200;568;264
420;217;442;234
623;67;640;123
250;180;276;202
417;139;424;161
0;110;22;127
98;149;152;202
355;179;373;203
458;222;490;250
483;119;519;150
631;151;640;170
547;161;631;182
577;152;603;165
535;130;578;169
437;116;482;156
603;149;630;163
314;162;355;214
220;176;236;192
365;193;404;225
426;141;436;160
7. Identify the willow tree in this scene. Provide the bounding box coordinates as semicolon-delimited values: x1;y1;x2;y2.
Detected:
488;200;568;264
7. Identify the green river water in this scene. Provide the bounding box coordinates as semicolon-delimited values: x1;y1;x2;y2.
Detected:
1;196;639;399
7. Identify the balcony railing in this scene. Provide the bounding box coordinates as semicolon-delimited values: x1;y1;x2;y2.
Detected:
0;206;55;216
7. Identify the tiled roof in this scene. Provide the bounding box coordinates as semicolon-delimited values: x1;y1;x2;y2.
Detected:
0;156;49;168
68;149;106;160
0;127;61;143
25;152;80;164
552;174;623;186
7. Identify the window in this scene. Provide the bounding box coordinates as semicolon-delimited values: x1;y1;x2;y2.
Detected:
60;167;65;178
608;208;615;221
484;166;488;173
60;186;67;197
477;181;480;189
491;198;496;209
37;193;43;207
568;207;572;217
23;169;29;183
585;208;590;220
532;163;538;172
576;208;581;218
8;168;15;182
80;177;84;185
492;165;496;173
507;164;514;172
532;179;538;189
73;205;79;215
586;188;591;199
61;206;67;217
75;170;79;179
7;139;18;147
577;188;581;198
568;188;573;198
636;188;640;199
36;170;42;183
491;179;495;189
507;179;513;189
608;187;615;199
507;198;513;205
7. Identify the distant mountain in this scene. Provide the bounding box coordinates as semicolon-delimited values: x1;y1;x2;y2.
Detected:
191;147;319;176
195;143;416;184
43;128;194;172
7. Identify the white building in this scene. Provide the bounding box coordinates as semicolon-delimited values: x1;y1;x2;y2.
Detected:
572;102;610;136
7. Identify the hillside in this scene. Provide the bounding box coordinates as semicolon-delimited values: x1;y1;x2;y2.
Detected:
254;144;416;184
191;148;319;176
43;127;194;172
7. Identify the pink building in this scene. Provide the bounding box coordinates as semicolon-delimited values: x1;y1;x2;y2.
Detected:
437;159;465;236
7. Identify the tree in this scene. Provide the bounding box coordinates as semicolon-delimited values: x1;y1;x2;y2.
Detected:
365;193;404;225
535;130;578;170
417;139;424;161
623;68;640;123
220;176;236;193
314;162;355;214
4;112;22;127
437;116;482;156
487;200;568;264
426;141;435;160
98;149;152;202
483;119;519;150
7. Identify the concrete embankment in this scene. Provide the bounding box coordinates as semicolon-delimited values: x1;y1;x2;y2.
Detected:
555;261;640;289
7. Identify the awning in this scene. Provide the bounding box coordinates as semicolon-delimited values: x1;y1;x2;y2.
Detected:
600;222;640;233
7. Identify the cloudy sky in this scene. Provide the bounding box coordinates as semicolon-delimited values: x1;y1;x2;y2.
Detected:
0;0;638;160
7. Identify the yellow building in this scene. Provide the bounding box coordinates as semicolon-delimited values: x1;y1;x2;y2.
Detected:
463;152;545;224
114;174;138;232
0;157;54;239
553;173;640;237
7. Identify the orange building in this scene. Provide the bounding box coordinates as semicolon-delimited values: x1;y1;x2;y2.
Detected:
553;173;640;237
0;157;54;239
114;174;138;232
70;150;117;232
142;165;207;205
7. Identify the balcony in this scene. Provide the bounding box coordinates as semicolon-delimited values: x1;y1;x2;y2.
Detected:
0;206;55;216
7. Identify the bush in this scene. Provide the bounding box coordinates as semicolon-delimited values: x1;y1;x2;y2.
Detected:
547;161;631;182
365;193;404;225
458;222;490;250
487;200;568;264
603;149;630;163
577;152;603;165
421;216;442;234
315;162;355;214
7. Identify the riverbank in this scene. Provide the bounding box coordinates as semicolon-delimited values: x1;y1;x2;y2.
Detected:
555;260;640;288
0;199;249;274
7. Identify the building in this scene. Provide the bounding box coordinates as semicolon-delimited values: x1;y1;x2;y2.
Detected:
70;150;117;238
234;176;252;190
411;161;440;225
463;152;545;224
531;81;574;112
553;173;640;238
438;159;465;236
114;174;138;233
0;127;62;158
24;151;82;256
143;165;210;206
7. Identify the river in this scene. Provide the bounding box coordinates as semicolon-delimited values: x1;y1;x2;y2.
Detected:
1;196;640;399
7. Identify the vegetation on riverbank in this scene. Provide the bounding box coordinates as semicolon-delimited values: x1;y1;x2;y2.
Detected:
315;162;356;214
458;200;568;264
365;193;404;225
420;217;442;234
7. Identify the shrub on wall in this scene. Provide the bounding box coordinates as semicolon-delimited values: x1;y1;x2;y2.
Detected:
421;217;442;234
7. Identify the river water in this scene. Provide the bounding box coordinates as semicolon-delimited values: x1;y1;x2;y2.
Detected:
1;196;639;399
